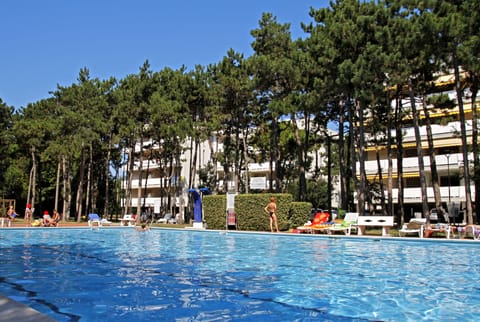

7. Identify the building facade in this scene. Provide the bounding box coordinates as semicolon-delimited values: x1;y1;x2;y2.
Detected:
359;72;477;223
122;125;340;220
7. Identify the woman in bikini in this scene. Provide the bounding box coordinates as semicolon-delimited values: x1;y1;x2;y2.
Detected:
264;196;279;232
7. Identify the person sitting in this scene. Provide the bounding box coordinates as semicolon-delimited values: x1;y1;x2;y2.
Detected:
42;210;54;227
51;209;61;226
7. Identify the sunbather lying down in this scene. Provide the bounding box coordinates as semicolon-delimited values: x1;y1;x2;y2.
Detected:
457;225;480;239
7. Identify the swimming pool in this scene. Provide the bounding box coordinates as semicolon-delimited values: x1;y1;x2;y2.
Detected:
0;228;479;321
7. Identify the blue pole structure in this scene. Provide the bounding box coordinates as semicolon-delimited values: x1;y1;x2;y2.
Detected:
188;188;211;228
188;189;202;224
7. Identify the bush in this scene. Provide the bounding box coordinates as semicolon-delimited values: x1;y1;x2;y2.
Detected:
202;194;226;230
202;193;294;231
289;202;312;228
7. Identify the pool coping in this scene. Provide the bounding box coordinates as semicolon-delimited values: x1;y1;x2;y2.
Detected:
1;225;479;243
0;295;55;322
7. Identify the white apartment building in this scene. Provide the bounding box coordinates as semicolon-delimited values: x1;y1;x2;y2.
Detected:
359;73;477;222
122;124;339;218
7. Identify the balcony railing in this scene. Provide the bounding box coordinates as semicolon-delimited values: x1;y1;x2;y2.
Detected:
358;185;475;204
361;153;469;175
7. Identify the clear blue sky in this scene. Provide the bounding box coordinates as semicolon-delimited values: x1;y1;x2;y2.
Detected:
1;0;329;109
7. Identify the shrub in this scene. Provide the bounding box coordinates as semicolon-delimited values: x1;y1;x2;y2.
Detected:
202;193;294;231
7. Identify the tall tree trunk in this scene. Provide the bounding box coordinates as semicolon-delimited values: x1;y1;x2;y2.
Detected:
453;54;474;224
386;95;394;218
422;94;446;219
136;137;144;222
143;155;151;209
27;146;35;210
175;140;183;223
349;99;357;213
469;77;479;223
234;126;241;193
85;143;92;214
104;139;112;218
125;143;135;216
242;128;250;194
375;142;387;216
54;159;61;214
62;156;71;220
31;147;36;212
76;144;86;222
188;138;194;188
408;79;430;222
291;113;306;201
272;117;281;193
355;100;366;215
338;100;348;210
395;95;405;225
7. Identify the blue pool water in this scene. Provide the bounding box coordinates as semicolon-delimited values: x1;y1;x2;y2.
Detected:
0;228;479;321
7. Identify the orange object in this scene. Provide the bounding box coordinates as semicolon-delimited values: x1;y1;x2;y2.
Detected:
312;212;329;225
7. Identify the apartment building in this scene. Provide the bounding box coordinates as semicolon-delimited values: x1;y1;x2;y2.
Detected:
122;123;339;219
360;72;477;223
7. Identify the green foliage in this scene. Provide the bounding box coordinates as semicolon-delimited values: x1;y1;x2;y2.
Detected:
427;94;455;109
1;0;479;222
202;194;227;230
0;99;15;193
202;193;293;231
289;201;312;228
238;193;293;231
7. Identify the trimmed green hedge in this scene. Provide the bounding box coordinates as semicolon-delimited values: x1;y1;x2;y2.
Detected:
203;193;311;231
289;201;313;228
202;194;226;229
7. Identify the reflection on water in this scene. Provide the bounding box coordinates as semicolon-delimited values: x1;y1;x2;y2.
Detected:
0;229;479;321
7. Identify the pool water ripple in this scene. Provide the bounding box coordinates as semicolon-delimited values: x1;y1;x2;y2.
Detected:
1;229;479;321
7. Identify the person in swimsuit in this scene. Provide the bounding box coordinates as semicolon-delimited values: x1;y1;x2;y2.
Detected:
7;206;17;224
264;196;279;232
25;204;32;226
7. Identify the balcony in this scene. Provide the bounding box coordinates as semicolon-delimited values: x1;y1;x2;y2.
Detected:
361;153;469;176
366;185;475;204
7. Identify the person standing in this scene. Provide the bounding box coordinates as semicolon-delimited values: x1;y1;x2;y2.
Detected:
7;205;17;225
25;204;32;226
264;196;280;232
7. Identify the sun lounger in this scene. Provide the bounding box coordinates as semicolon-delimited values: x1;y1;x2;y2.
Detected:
399;218;426;237
88;213;102;228
456;225;480;240
121;214;136;226
157;213;173;224
88;213;101;228
100;218;112;226
424;223;452;238
297;211;332;234
328;212;358;236
0;217;11;227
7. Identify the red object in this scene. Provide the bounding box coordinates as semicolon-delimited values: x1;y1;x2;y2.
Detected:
311;212;329;225
227;211;236;226
27;203;31;209
43;210;49;215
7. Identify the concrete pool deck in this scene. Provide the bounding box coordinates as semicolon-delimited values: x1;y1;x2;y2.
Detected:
0;295;55;322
